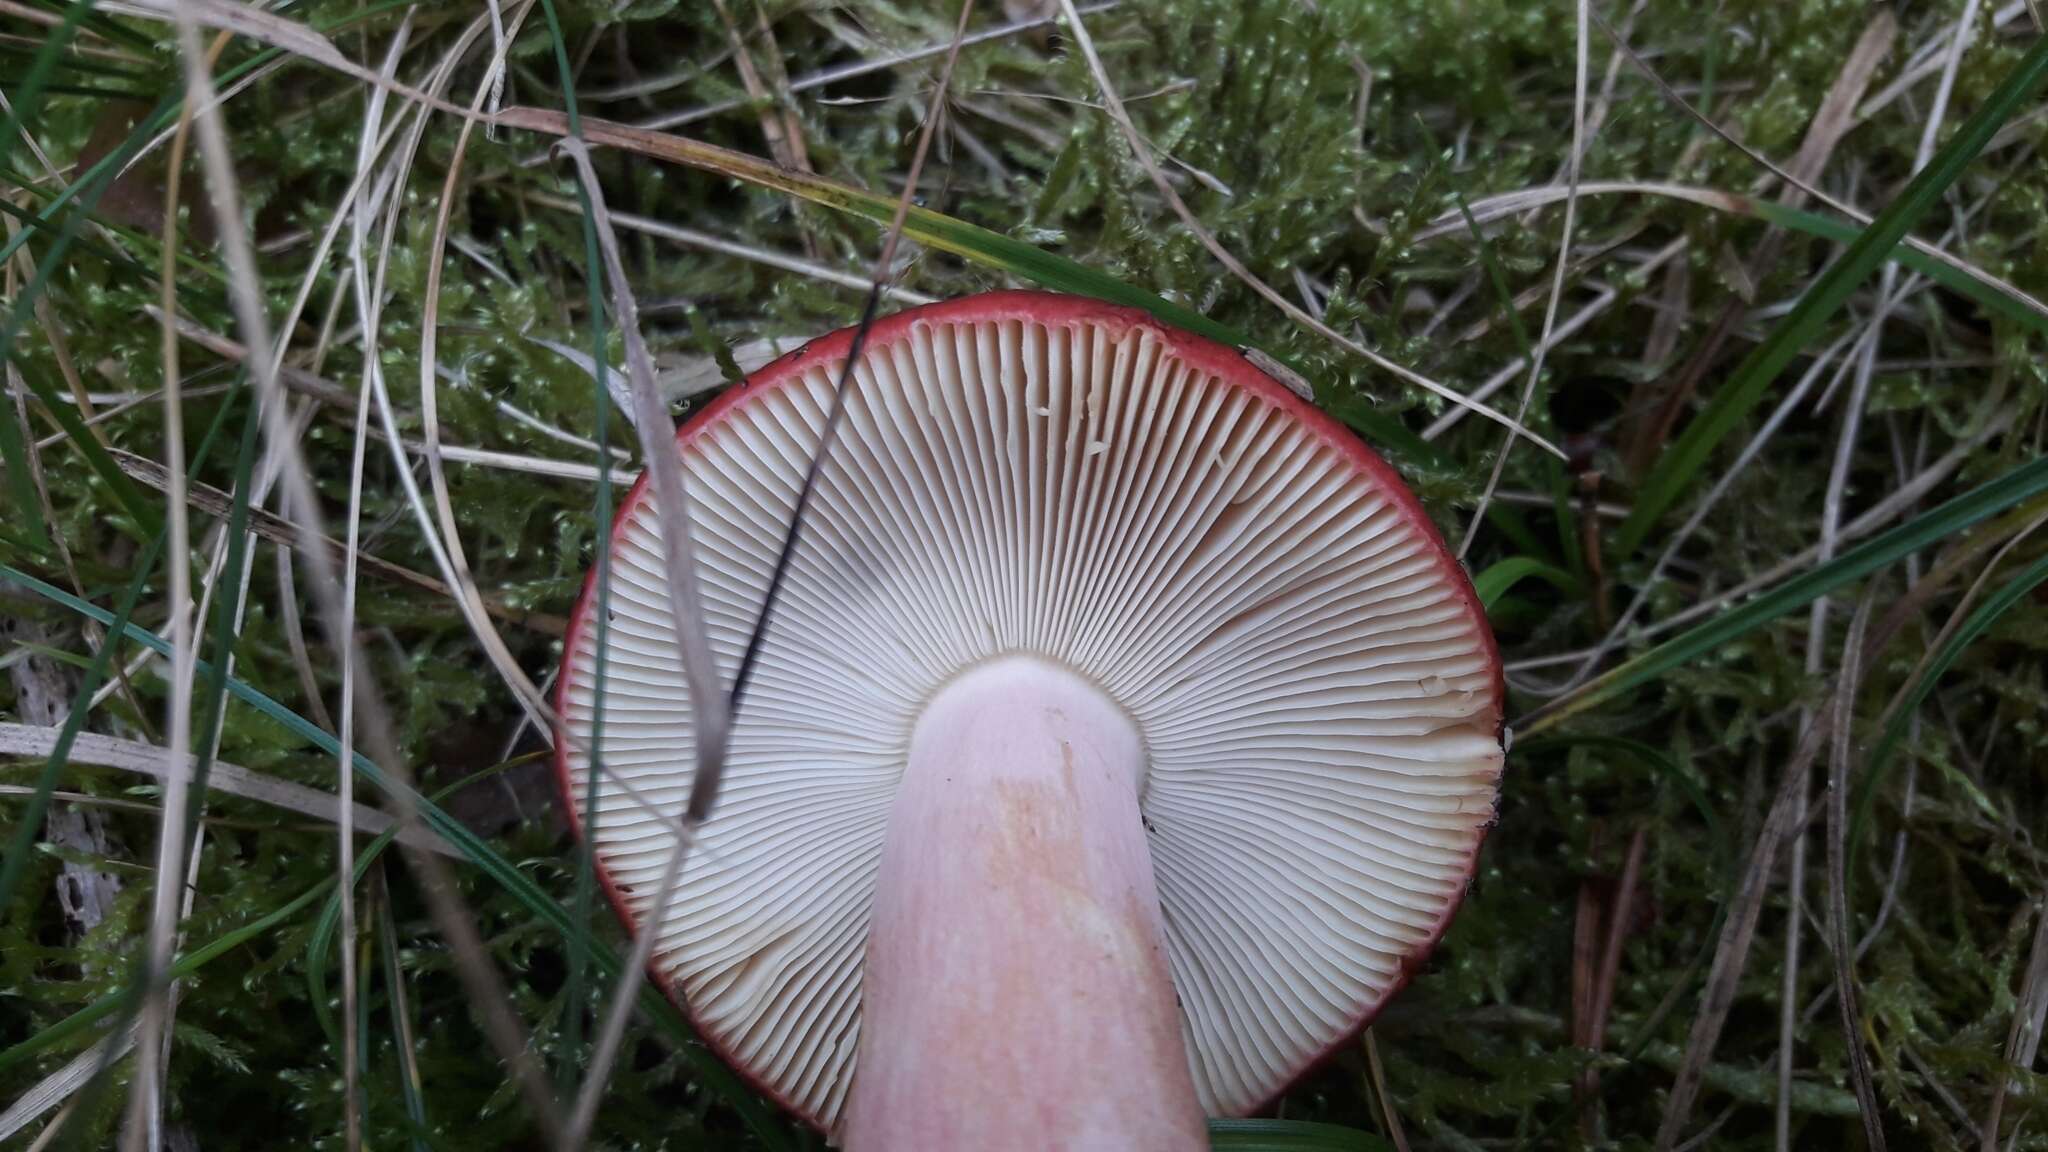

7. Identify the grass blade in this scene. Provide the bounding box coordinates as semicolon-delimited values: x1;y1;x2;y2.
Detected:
1473;556;1578;608
1526;454;2048;734
1207;1118;1392;1150
1615;32;2048;556
526;0;617;1096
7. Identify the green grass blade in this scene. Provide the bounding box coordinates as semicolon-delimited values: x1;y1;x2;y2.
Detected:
1207;1118;1392;1150
377;868;432;1152
1752;200;2048;337
0;565;796;1150
1528;454;2048;734
1848;544;2048;882
1616;32;2048;557
1474;555;1578;609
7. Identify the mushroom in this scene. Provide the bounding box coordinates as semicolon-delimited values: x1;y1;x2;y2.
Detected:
555;291;1504;1148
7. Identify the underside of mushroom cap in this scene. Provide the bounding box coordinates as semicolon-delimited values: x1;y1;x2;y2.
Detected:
555;291;1505;1131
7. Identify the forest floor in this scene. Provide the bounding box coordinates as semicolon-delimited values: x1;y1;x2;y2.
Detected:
3;0;2047;1148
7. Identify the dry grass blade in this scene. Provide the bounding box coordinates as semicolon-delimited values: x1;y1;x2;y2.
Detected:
1054;0;1564;460
1825;592;1886;1150
104;0;507;127
0;723;454;854
706;0;808;170
0;1026;136;1144
1455;0;1587;558
1363;1028;1412;1152
167;15;566;1143
551;141;728;826
564;2;976;1141
113;0;348;70
1655;719;1825;1151
1984;895;2048;1148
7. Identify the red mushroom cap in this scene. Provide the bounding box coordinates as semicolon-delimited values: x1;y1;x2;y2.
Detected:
555;291;1505;1129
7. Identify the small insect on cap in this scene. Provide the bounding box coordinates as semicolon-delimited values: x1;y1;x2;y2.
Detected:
555;291;1504;1148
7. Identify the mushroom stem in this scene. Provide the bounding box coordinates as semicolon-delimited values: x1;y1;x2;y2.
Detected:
840;655;1205;1151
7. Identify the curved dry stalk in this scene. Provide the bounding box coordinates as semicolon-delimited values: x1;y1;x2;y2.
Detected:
562;5;977;1144
562;0;978;1140
552;138;730;819
1456;0;1588;558
1054;0;1563;461
404;1;560;733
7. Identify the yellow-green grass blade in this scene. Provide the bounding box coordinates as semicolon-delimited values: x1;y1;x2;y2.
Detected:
494;107;1437;462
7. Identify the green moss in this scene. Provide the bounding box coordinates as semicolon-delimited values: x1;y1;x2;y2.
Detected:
5;0;2048;1147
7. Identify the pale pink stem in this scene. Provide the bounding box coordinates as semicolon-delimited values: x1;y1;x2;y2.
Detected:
841;655;1205;1151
